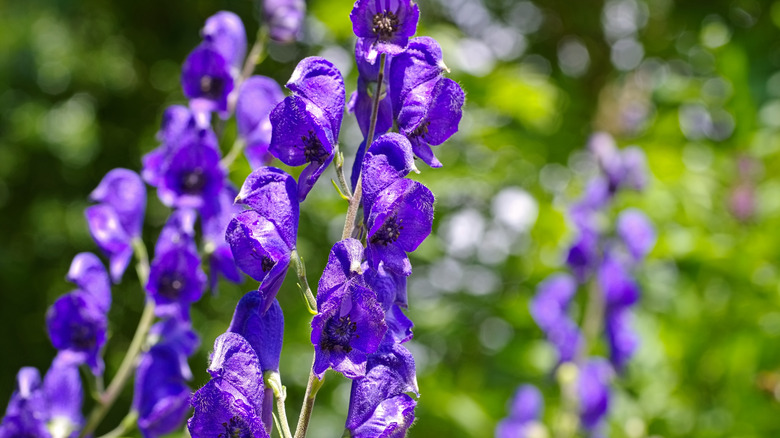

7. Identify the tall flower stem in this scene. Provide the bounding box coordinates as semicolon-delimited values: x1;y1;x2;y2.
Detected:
79;239;156;438
341;53;386;240
295;53;387;438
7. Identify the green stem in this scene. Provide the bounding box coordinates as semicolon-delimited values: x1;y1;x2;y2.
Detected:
240;27;268;84
97;410;138;438
220;137;246;169
293;362;325;438
79;240;155;438
332;144;353;199
266;371;293;438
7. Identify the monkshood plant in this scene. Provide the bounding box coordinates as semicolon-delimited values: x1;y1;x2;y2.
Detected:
0;1;464;438
496;133;655;438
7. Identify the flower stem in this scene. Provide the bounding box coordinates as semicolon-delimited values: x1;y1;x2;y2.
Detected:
240;27;269;83
79;240;156;438
291;249;317;315
266;371;294;438
294;361;325;438
341;53;386;241
220;137;246;169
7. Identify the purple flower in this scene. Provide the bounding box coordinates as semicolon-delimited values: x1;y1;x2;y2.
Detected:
66;252;111;313
234;167;300;248
147;212;207;319
345;343;418;438
577;358;612;430
350;0;420;58
565;228;599;283
366;179;434;276
143;106;198;187
85;204;133;283
188;333;270;438
263;0;306;43
228;294;284;374
156;123;226;211
201;186;243;292
588;133;649;193
350;39;394;139
598;252;639;309
147;317;200;380
312;282;387;379
548;318;582;364
530;273;576;333
181;45;235;117
269;95;334;201
363;263;413;344
495;384;544;438
318;238;366;300
388;36;447;116
42;353;84;438
236;76;285;169
202;11;246;73
360;133;416;215
46;291;107;375
605;309;638;372
89;169;146;238
226;211;292;312
620;146;649;191
0;368;48;438
286;57;346;142
398;77;464;168
616;209;655;261
134;345;192;438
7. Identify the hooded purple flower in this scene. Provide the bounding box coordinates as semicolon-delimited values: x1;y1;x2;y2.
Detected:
397;77;464;168
495;384;544;438
345;343;418;438
46;291;107;375
236;76;285;169
0;368;49;438
270;57;345;200
588;133;649;193
134;345;192;438
90;169;146;238
66;252;111;313
548;318;582;364
366;179;434;276
143;106;198;187
156;123;226;211
147;212;207;319
202;11;246;73
263;0;306;43
85;204;133;284
311;282;387;379
318;238;366;300
188;333;270;438
363;263;413;344
605;308;638;372
350;0;420;58
147;317;200;381
577;359;612;430
565;227;599;283
201;186;243;293
616;208;655;261
226;212;292;312
181;45;235;117
388;36;447;116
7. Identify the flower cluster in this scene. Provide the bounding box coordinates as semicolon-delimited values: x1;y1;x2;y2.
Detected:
2;1;463;437
525;132;655;434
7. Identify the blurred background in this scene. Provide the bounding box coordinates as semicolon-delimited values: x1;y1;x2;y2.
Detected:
2;0;780;436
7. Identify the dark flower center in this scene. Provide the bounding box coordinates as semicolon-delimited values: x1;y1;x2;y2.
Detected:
321;315;357;353
218;415;253;438
181;169;207;194
69;323;96;350
409;121;431;140
261;256;275;273
372;11;400;41
158;273;186;300
200;75;225;100
301;130;329;163
370;214;403;246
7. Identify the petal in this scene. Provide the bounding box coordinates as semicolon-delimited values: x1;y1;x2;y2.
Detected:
236;76;284;144
367;179;434;252
225;210;292;284
43;353;84;432
89;168;146;238
146;246;207;316
66;252;111;313
268;95;334;167
317;239;366;301
577;358;612;430
45;291;107;375
235;167;299;248
507;384;544;423
208;333;265;416
154;209;198;257
158;128;225;210
366;242;410;277
412;77;465;147
202;11;247;72
389;36;446;114
181;45;234;116
349;394;416;438
188;380;268;438
84;205;132;283
297;152;334;201
228;293;285;373
263;0;306;43
361;133;415;214
616;208;655;260
133;345;191;438
285;57;346;140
